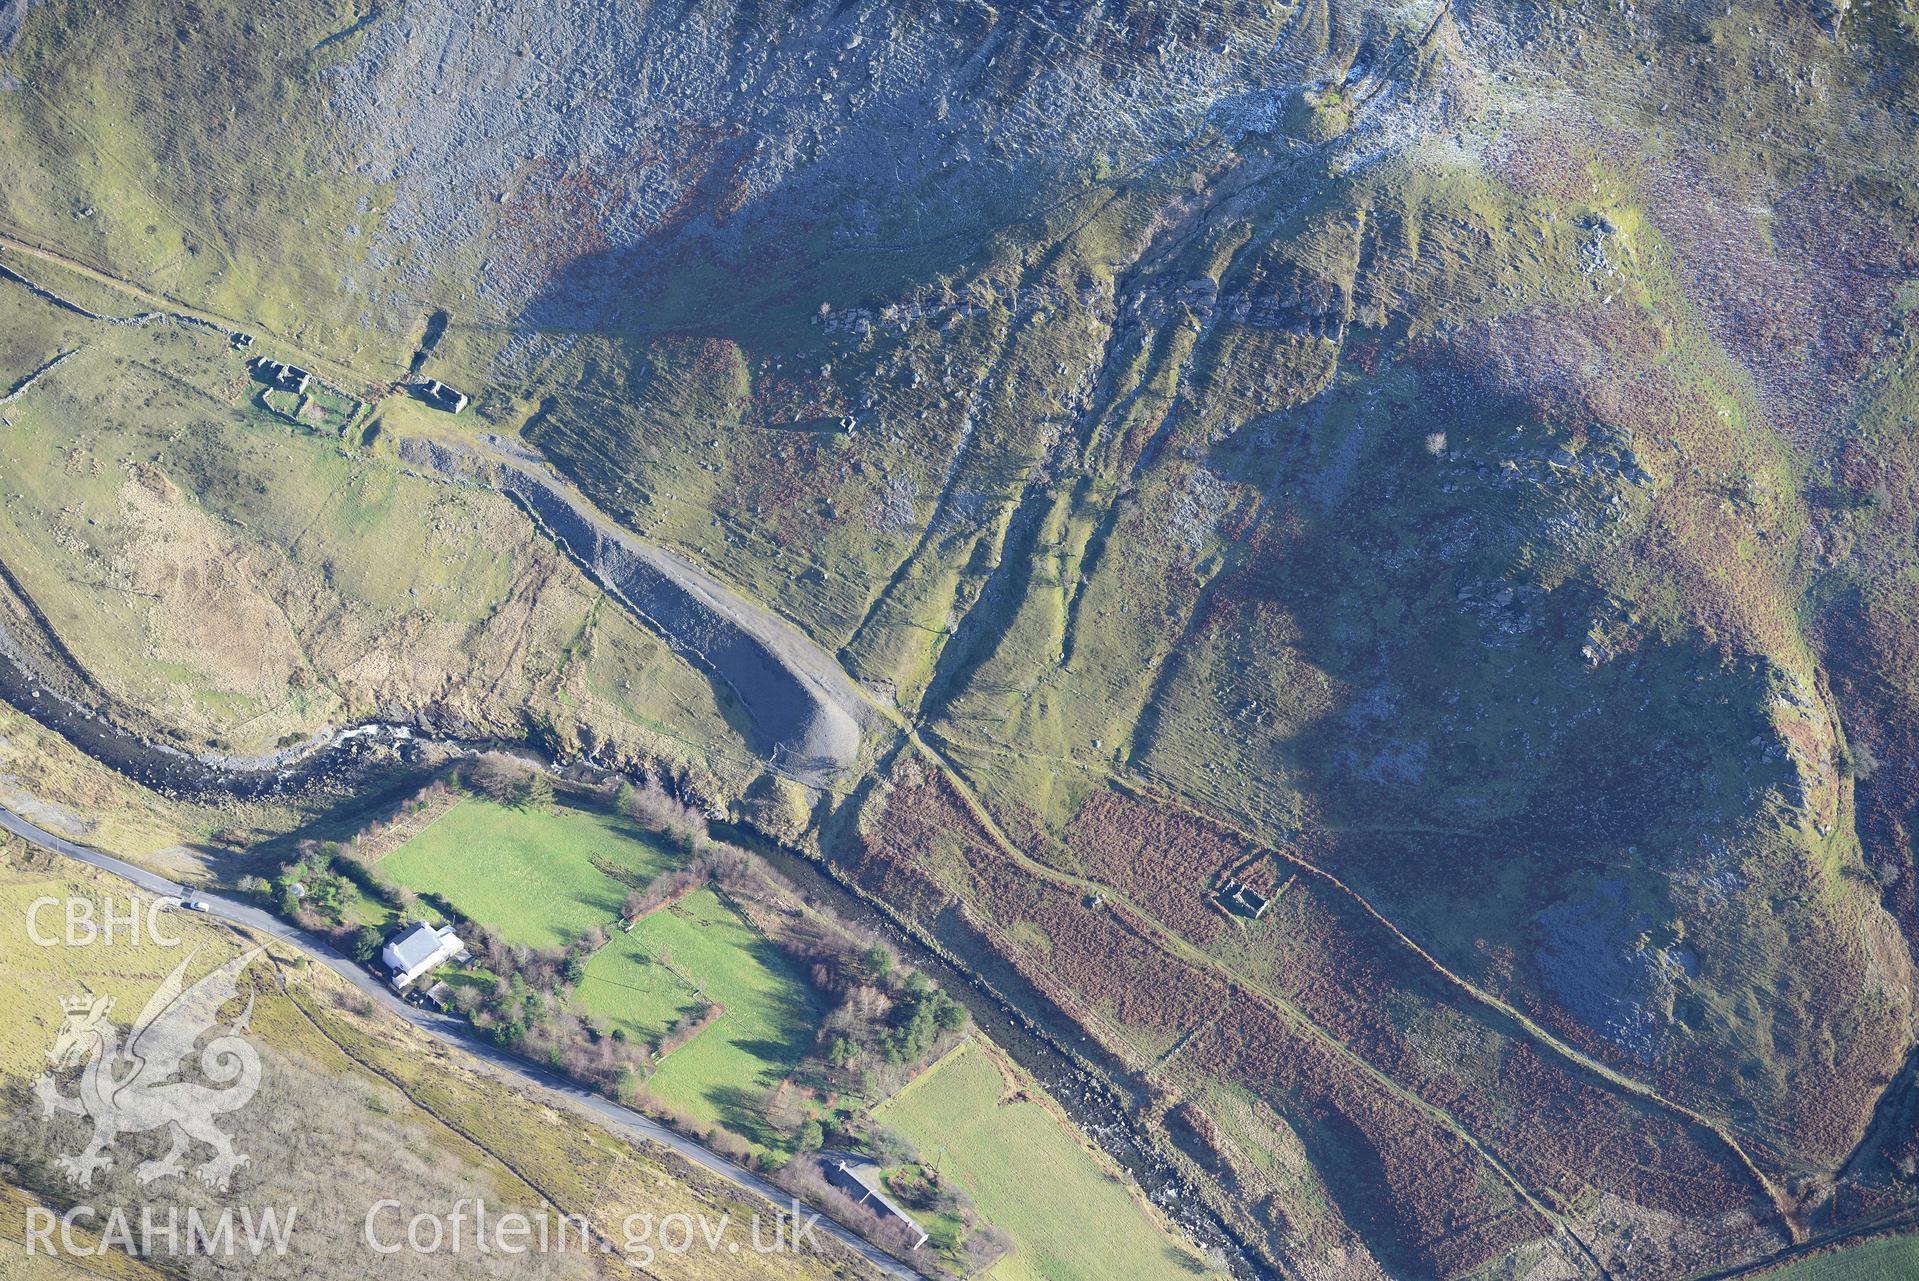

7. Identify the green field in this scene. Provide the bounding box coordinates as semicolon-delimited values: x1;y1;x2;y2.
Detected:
0;851;856;1281
879;1041;1205;1281
380;797;823;1151
591;887;823;1146
576;920;708;1033
0;280;759;795
1766;1236;1919;1281
379;796;679;948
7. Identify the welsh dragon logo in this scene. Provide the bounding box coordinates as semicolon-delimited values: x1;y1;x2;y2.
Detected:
33;948;264;1191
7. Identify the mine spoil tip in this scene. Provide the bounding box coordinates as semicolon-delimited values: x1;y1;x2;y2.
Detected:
398;433;865;782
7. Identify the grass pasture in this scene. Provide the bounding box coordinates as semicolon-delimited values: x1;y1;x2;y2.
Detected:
0;847;860;1281
598;887;823;1146
1765;1236;1919;1281
378;796;679;948
879;1040;1206;1281
576;926;707;1033
0;859;245;1077
380;798;823;1151
0;279;757;794
0;1179;170;1279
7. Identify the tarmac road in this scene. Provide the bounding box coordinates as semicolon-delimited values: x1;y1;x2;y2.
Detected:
0;805;913;1281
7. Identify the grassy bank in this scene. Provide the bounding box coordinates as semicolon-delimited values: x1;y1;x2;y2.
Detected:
378;796;678;948
1764;1235;1919;1281
879;1040;1208;1281
0;843;864;1281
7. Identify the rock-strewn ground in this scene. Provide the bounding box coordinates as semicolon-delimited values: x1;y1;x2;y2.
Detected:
4;0;1919;1275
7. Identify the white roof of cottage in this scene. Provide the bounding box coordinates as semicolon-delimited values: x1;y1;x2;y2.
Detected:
385;922;451;973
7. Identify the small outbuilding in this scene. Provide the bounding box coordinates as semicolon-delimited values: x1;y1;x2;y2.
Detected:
825;1159;928;1250
253;357;312;395
419;378;470;414
1217;876;1273;920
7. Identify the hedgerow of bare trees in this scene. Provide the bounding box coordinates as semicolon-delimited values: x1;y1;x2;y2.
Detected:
261;763;973;1200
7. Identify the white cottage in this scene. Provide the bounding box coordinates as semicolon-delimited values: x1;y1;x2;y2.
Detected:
382;921;465;989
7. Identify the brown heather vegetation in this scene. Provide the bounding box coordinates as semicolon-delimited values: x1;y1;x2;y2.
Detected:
1172;1000;1551;1281
846;762;1504;1275
8;5;1919;1277
1062;789;1245;945
1225;859;1769;1218
846;751;1805;1278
